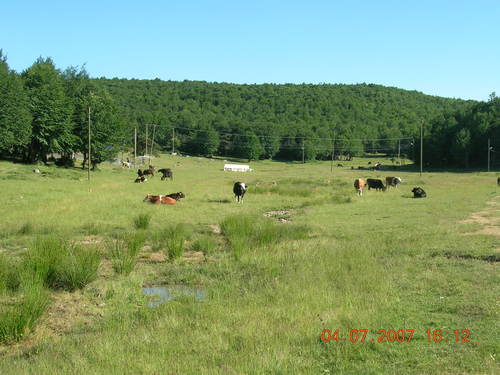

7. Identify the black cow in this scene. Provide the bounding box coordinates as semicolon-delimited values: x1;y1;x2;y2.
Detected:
366;178;386;191
158;168;173;181
497;177;500;186
166;192;185;201
412;187;427;198
134;176;147;183
233;182;247;203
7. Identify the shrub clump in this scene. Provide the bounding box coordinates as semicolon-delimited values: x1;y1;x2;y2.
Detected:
0;276;49;343
109;232;146;275
23;236;101;291
133;213;151;230
221;214;309;259
164;224;192;260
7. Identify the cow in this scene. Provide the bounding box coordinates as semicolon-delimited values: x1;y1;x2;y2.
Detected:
412;187;427;198
354;178;365;196
497;177;500;186
141;168;154;177
143;194;177;205
385;176;402;189
121;161;131;168
158;168;173;181
233;182;247;203
134;176;147;183
166;192;185;201
366;178;386;191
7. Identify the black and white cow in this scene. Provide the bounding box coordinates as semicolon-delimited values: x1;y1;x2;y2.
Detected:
412;187;427;198
385;176;402;189
366;178;386;191
233;182;247;203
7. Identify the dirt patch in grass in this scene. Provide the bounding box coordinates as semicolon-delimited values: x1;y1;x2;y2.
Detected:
263;210;292;223
460;197;500;237
182;251;205;262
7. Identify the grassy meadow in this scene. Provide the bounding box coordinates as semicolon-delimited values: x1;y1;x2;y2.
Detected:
0;154;498;374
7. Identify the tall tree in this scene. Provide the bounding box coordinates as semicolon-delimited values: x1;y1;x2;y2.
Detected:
0;50;31;158
22;57;74;163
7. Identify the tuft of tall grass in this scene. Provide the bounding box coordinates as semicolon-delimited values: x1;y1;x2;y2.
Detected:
17;222;34;235
192;235;218;256
133;214;151;230
54;246;101;291
0;254;21;293
0;276;49;343
221;214;309;259
164;224;192;260
23;236;101;291
109;232;146;275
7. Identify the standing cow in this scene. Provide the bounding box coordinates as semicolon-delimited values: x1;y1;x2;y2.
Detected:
366;178;386;191
385;176;402;189
158;168;173;181
354;178;365;196
233;182;247;203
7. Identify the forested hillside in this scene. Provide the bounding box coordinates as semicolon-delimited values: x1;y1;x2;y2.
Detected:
3;51;498;166
94;78;472;160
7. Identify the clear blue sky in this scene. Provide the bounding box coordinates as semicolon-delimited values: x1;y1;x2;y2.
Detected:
1;0;499;101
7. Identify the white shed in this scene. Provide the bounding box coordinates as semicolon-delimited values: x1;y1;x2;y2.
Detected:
223;164;252;172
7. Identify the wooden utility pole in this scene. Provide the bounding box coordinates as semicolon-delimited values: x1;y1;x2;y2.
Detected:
302;139;305;164
134;127;137;166
398;139;401;166
150;124;157;157
88;106;91;183
420;122;423;176
330;132;336;173
172;127;175;154
145;124;149;165
487;138;491;172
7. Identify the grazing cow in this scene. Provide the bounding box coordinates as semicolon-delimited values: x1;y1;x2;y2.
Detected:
337;164;343;167
143;194;177;205
134;176;147;183
121;161;131;168
412;187;427;198
366;178;386;191
354;178;365;196
233;182;247;203
385;176;402;189
142;168;155;177
372;162;381;171
166;192;185;201
158;168;173;181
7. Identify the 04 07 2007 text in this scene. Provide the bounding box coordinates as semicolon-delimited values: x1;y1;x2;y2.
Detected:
321;329;473;343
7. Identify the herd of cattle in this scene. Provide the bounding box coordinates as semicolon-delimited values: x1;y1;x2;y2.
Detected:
353;176;426;198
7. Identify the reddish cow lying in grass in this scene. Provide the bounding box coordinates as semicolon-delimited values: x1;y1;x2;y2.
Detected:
143;192;185;205
353;178;365;196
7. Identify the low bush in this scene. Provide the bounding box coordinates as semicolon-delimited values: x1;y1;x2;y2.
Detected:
110;232;146;275
133;213;151;230
23;236;101;291
165;224;192;260
0;277;49;343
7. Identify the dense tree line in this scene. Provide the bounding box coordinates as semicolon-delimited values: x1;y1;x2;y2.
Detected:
93;78;472;161
2;51;497;167
421;93;499;168
0;51;123;168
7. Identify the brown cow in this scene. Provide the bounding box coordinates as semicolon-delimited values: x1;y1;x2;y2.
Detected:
143;194;177;205
354;178;366;196
385;176;402;189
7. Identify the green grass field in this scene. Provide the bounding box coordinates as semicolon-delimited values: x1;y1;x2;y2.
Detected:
0;155;498;374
